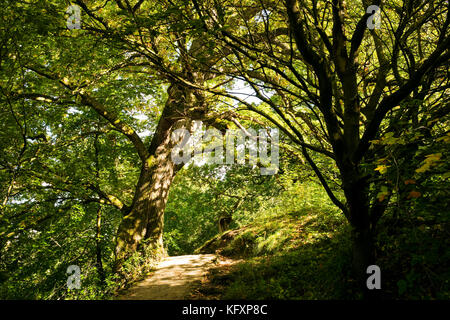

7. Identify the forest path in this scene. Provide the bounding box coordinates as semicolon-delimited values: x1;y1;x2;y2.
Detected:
117;254;217;300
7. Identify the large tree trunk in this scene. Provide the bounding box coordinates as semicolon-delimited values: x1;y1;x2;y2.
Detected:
114;83;198;264
114;153;176;263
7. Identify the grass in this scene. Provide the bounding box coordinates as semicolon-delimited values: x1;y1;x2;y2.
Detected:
196;178;450;300
195;181;359;299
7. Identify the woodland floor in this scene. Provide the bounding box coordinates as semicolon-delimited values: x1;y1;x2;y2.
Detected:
116;254;240;300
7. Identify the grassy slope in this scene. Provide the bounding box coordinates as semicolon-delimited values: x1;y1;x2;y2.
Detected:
195;181;450;300
195;182;358;299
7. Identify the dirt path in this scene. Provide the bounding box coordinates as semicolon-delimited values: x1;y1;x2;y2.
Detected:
117;254;217;300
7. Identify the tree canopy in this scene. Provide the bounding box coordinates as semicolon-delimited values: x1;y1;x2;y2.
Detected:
0;0;449;300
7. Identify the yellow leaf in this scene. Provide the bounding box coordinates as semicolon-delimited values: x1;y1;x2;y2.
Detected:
375;165;389;174
436;133;450;143
415;163;431;173
425;153;442;161
416;153;442;173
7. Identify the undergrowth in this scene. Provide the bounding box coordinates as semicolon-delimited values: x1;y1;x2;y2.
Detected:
196;181;357;299
197;179;450;300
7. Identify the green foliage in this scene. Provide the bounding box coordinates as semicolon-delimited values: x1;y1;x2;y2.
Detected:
164;163;282;255
0;204;121;299
0;0;449;301
367;98;450;299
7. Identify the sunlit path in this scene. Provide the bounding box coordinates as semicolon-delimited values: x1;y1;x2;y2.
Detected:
117;254;216;300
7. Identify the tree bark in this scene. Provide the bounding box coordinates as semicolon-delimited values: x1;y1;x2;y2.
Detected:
95;205;105;285
114;83;201;265
340;164;376;296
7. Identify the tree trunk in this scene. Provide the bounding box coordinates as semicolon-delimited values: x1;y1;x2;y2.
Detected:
95;205;105;285
114;83;200;265
341;167;377;297
114;159;170;263
351;223;373;280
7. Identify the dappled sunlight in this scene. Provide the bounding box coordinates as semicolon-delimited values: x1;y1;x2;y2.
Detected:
117;255;216;300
